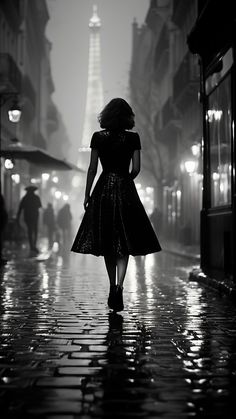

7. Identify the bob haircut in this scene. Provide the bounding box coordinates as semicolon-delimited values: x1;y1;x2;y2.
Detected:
98;98;135;131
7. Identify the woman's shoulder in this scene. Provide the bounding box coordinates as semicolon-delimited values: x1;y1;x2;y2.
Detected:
93;130;108;137
92;130;109;141
126;130;139;136
125;130;139;136
90;130;107;148
125;131;141;148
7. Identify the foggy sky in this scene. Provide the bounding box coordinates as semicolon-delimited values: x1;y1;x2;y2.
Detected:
46;0;149;160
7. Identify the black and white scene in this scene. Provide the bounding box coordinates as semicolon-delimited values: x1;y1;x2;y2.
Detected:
0;0;236;418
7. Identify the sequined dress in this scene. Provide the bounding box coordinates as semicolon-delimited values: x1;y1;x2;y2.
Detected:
71;130;161;256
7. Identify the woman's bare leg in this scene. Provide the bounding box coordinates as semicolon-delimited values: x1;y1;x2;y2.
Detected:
104;254;117;310
104;254;116;286
117;255;129;288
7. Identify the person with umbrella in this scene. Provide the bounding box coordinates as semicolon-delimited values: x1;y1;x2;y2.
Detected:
17;186;42;254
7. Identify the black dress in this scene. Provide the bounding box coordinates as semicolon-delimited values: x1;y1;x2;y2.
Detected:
71;130;161;257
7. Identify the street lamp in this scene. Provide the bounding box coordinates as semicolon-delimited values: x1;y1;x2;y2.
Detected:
191;143;201;157
4;159;15;170
0;92;21;264
55;190;62;199
8;100;22;123
0;93;21;122
0;94;21;192
184;160;198;174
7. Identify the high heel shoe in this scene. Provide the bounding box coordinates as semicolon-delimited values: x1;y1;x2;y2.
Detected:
107;285;117;310
114;285;124;312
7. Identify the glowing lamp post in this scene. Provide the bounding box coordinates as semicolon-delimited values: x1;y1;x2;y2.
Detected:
184;160;198;174
0;94;22;196
0;92;22;263
52;176;59;184
4;159;15;170
8;101;22;123
55;190;62;199
191;143;201;157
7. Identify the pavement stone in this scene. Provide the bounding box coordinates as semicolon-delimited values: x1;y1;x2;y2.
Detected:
0;247;236;418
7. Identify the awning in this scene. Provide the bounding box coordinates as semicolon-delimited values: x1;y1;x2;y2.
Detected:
0;142;84;172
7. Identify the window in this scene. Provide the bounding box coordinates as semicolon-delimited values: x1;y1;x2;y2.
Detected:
207;73;232;207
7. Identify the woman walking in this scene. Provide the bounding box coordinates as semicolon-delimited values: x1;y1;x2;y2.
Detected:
71;98;161;311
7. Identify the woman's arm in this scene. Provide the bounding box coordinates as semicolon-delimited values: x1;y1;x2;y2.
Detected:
84;148;99;210
130;149;140;179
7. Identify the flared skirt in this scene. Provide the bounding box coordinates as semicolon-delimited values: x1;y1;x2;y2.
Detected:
71;172;161;256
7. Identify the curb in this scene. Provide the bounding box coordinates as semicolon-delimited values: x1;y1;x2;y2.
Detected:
189;267;236;301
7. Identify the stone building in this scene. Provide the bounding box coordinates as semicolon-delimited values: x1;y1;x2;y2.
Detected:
0;0;59;212
130;0;201;244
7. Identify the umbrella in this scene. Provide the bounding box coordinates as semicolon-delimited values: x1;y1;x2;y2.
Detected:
0;142;84;172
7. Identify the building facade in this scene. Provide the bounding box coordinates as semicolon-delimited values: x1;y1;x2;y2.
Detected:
188;0;236;282
130;0;201;244
0;0;59;212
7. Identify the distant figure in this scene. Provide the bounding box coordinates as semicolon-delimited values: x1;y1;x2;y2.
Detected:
43;203;56;247
71;98;161;312
57;203;72;244
0;194;8;265
17;186;42;254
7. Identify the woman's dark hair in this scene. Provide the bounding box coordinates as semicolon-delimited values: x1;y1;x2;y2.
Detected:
98;98;135;131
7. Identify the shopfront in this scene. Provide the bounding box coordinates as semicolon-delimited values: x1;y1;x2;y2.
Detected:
188;0;235;281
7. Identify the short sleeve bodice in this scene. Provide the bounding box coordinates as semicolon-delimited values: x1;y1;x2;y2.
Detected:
90;130;141;175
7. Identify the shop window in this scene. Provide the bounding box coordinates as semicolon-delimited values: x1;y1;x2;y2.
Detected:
207;73;232;207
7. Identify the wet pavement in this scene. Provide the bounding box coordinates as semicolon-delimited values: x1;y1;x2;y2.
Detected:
0;244;236;418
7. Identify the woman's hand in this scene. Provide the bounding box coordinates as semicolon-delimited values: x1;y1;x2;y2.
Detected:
83;195;90;211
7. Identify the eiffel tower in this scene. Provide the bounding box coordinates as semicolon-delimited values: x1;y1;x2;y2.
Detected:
78;5;104;170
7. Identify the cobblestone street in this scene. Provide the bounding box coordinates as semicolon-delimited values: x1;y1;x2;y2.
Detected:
0;245;236;418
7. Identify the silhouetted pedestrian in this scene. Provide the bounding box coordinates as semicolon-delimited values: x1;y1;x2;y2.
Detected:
43;203;56;248
0;194;8;265
71;98;161;312
17;186;42;254
57;203;72;244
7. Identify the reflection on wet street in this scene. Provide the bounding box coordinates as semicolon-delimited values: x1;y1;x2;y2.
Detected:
0;248;236;418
